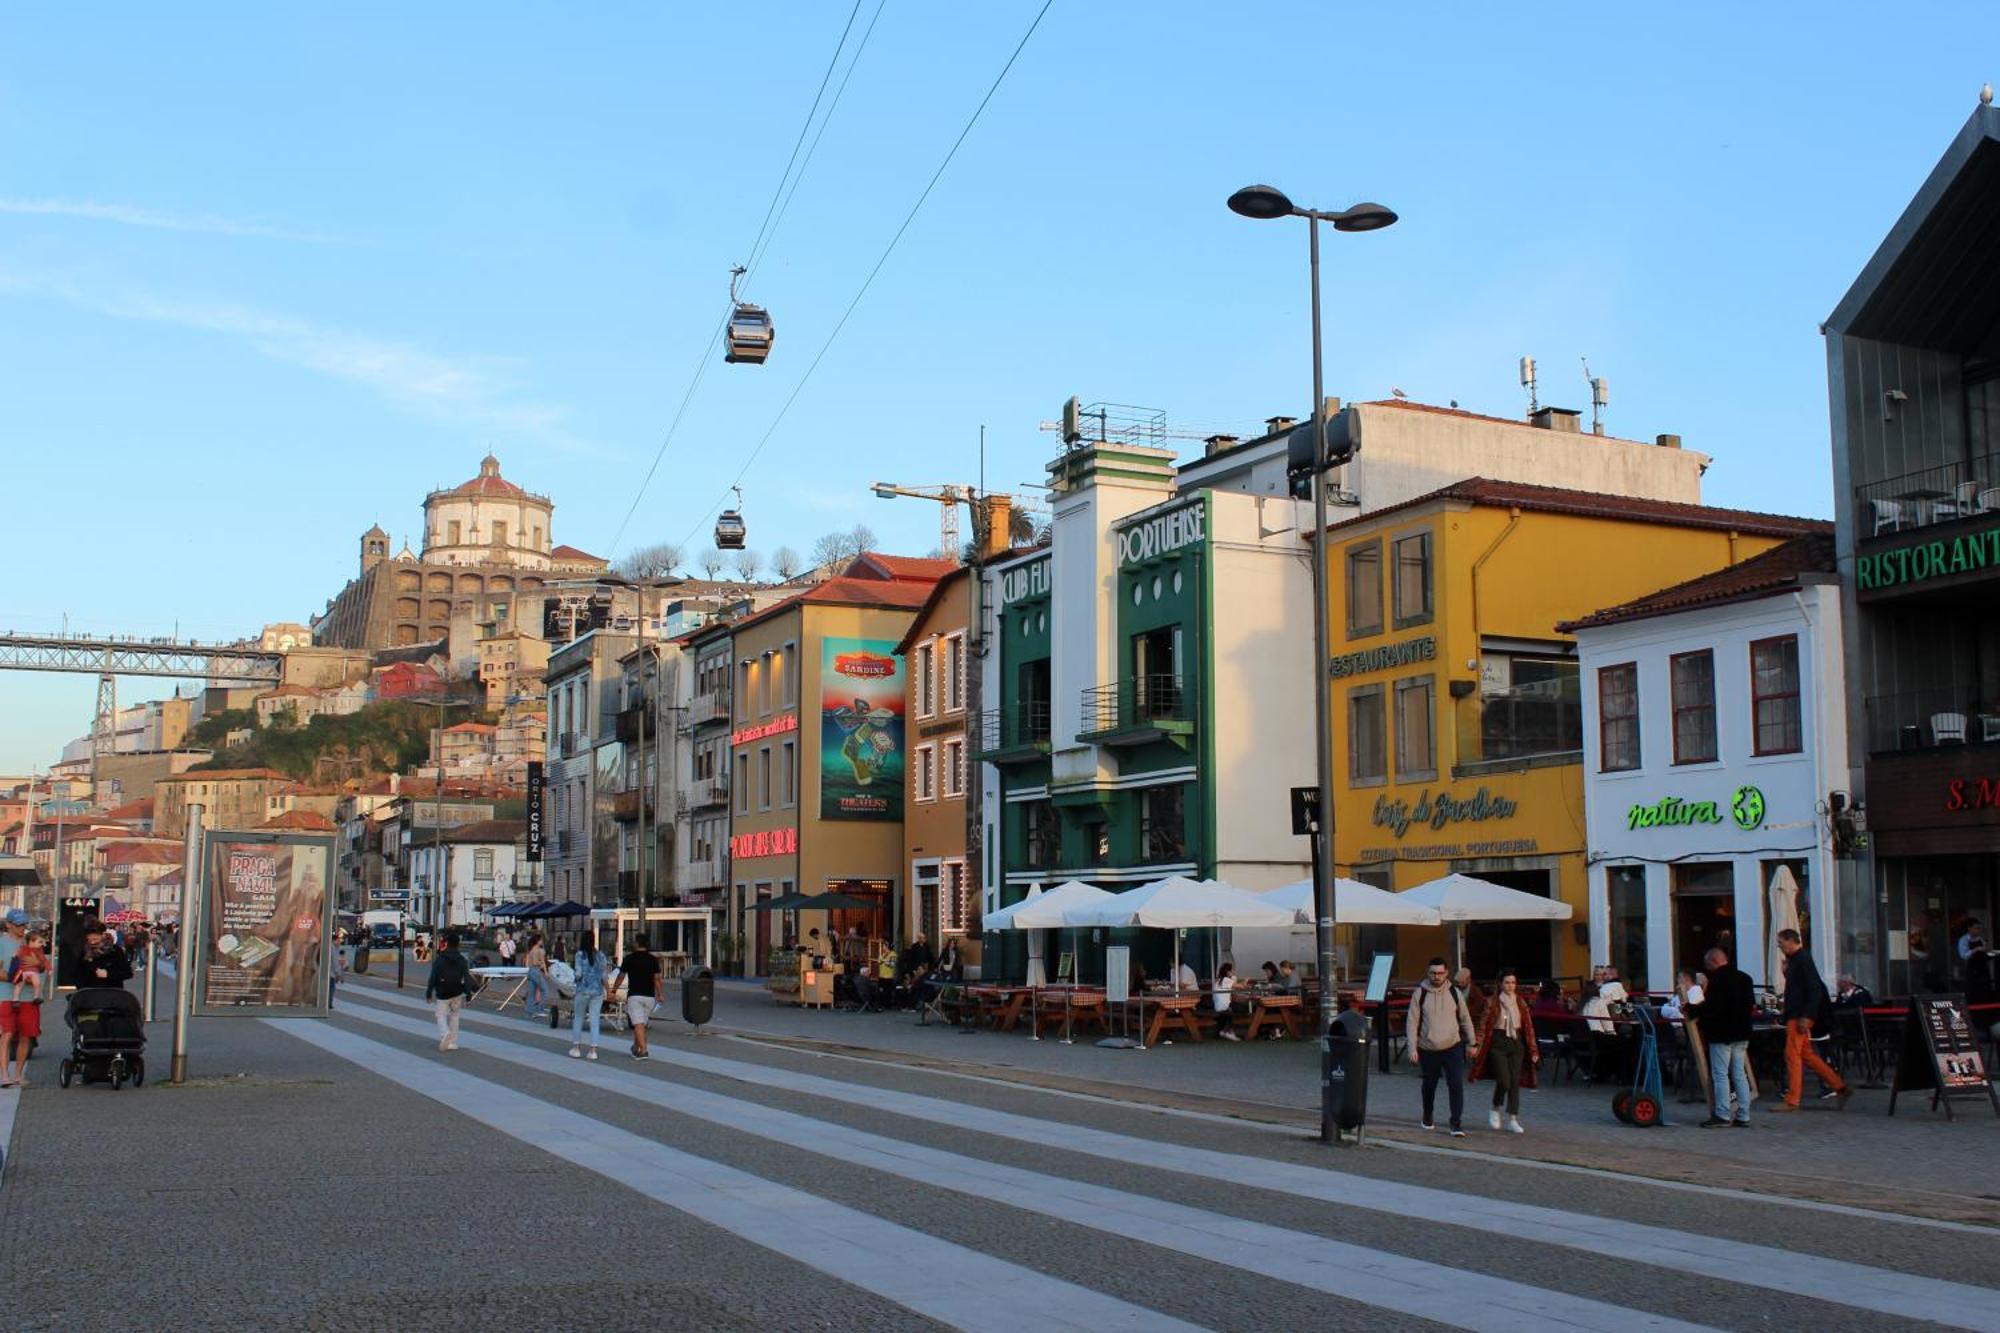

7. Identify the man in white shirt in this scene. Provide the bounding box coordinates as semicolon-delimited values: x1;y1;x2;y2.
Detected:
1172;960;1198;993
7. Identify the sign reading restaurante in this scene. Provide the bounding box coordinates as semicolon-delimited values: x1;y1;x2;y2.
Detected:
1329;635;1437;680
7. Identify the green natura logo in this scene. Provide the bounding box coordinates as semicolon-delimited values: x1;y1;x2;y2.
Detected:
1731;785;1766;831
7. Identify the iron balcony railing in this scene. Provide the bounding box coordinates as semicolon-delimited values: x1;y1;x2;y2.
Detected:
1864;687;2000;752
1855;454;2000;540
1079;674;1190;737
691;774;731;810
682;859;728;891
976;702;1052;754
690;691;731;728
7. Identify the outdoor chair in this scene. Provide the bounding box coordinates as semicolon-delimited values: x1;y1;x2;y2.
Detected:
1981;487;2000;515
1932;712;1968;744
1871;498;1906;535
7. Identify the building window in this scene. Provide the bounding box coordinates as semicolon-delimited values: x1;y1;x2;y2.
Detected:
1608;865;1647;988
781;740;797;807
1141;784;1187;863
941;737;964;798
758;746;773;810
781;641;798;708
1025;801;1060;869
940;859;970;936
737;662;752;723
1391;530;1433;628
1750;635;1802;756
1671;650;1718;764
493;521;508;546
448;520;462;545
1348;685;1386;784
1481;653;1582;762
915;862;940;940
914;743;936;803
913;640;936;719
1345;540;1383;637
1394;676;1436;779
943;632;966;712
759;651;773;716
736;750;751;814
1085;819;1110;866
1597;663;1640;772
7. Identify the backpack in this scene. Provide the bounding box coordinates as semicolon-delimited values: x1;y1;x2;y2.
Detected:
434;952;471;999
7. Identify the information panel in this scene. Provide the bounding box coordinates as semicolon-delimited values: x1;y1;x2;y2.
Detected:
196;830;334;1016
1889;994;1999;1119
55;894;101;990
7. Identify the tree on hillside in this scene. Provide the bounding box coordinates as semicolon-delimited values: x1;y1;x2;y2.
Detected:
616;542;685;579
698;547;728;579
732;548;764;582
810;523;877;569
771;545;802;580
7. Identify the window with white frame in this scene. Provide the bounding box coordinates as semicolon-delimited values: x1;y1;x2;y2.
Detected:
941;737;965;798
914;742;937;802
474;848;495;881
940;858;970;935
914;640;936;719
943;632;966;712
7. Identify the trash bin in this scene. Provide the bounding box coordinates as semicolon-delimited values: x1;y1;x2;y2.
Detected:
1325;1007;1371;1132
353;945;371;976
682;965;715;1028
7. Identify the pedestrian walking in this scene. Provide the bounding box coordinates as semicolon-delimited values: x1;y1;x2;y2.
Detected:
1689;946;1755;1127
1470;967;1537;1133
79;921;133;989
615;939;664;1059
522;934;549;1018
1;911;47;1088
1773;928;1849;1112
1406;957;1477;1136
568;931;608;1060
329;934;346;1010
498;930;516;967
424;930;474;1052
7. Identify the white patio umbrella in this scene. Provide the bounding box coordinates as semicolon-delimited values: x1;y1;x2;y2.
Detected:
1398;872;1573;969
1070;876;1293;1002
1767;865;1802;997
1259;878;1443;927
980;882;1045;933
1004;882;1117;1043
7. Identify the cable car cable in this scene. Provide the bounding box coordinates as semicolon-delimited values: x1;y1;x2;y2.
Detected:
676;0;1056;551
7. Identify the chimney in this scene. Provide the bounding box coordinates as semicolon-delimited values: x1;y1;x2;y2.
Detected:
979;495;1014;560
1655;433;1682;450
1203;434;1239;457
1529;407;1582;433
1265;415;1297;437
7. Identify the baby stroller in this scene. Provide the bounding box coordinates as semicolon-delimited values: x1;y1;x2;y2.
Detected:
60;988;146;1090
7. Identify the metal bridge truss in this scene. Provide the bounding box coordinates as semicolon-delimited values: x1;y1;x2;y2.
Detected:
0;633;283;684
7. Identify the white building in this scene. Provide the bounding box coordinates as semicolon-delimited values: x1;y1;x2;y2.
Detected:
405;818;528;926
1566;533;1845;991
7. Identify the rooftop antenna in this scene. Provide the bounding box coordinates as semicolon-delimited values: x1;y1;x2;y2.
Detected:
1582;357;1608;435
1519;356;1538;415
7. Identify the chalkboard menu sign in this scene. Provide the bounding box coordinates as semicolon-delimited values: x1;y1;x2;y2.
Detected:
1889;994;1999;1119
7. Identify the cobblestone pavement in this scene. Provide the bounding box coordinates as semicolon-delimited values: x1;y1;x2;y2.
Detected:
0;975;1994;1332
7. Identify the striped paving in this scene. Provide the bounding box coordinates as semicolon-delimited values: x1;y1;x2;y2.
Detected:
334;999;1716;1333
348;985;2000;1333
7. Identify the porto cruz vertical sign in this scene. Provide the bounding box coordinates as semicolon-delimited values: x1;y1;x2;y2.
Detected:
820;638;905;821
525;760;544;862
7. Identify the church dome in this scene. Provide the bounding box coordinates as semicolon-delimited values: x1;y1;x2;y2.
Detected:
444;454;531;500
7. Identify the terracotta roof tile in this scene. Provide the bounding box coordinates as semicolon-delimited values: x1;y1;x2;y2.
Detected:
258;809;337;831
160;768;288;783
550;544;605;562
1558;533;1839;632
848;552;959;582
101;841;184;867
1322;478;1828;543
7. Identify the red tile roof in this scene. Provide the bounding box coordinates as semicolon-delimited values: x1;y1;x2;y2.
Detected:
443;721;497;734
848;552;959;583
1558;533;1839;632
550;544;605;563
101;841;184;867
104;798;155;821
1321;478;1828;542
159;768;289;783
724;574;940;635
443;818;527;845
895;566;973;655
258;809;337;831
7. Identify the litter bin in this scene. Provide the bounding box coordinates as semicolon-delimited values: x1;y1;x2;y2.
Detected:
1325;1007;1371;1133
353;945;371;976
682;965;715;1029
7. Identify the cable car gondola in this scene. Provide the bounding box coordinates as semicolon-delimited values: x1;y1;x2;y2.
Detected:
715;487;747;550
723;265;773;366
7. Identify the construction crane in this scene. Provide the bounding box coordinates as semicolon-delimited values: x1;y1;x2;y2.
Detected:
869;483;1040;564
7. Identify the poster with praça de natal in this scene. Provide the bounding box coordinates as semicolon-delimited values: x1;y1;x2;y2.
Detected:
819;638;905;821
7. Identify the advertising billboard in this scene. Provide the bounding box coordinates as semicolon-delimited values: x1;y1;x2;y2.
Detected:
525;760;544;862
197;830;334;1016
819;637;905;821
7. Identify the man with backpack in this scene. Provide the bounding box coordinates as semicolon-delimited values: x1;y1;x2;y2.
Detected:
1773;928;1849;1112
1405;956;1478;1136
424;930;477;1052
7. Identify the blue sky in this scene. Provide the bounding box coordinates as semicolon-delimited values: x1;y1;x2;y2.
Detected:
2;4;1995;772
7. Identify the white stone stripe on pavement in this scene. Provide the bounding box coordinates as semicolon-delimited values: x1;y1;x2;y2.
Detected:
0;1084;19;1181
347;986;2000;1332
341;1000;1712;1333
272;1018;1200;1333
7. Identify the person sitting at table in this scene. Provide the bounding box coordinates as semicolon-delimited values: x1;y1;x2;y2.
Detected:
1832;975;1874;1008
1530;979;1570;1017
1172;959;1198;993
805;928;831;968
1275;960;1301;994
1579;981;1615;1034
1661;968;1706;1021
1212;963;1240;1041
1260;961;1279;987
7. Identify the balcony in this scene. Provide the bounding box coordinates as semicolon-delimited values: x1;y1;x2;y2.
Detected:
616;869;643;907
1856;455;2000;542
690;691;731;728
610;789;655;822
1452;679;1584;777
683;859;728;892
1862;687;2000;754
615;704;656;744
690;774;731;811
1077;675;1193;747
974;702;1051;764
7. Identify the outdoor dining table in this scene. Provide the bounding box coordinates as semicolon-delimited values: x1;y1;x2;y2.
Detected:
1240;991;1304;1039
966;984;1035;1032
1030;985;1107;1038
1137;992;1204;1045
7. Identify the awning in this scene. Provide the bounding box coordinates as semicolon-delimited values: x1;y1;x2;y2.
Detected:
1396;873;1572;921
1259;878;1442;927
985;881;1114;931
1067;876;1294;930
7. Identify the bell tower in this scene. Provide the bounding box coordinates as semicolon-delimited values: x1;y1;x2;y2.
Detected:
361;524;390;575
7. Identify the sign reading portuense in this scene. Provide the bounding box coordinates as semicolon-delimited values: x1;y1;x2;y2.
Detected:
1856;524;2000;593
1330;636;1436;680
1118;502;1204;567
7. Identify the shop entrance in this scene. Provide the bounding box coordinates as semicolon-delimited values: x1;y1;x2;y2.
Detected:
1671;862;1736;982
1463;869;1554;983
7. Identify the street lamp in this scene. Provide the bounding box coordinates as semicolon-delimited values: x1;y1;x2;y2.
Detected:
1227;182;1397;1145
401;694;474;989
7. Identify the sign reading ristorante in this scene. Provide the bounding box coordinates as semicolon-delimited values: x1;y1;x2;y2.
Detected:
1856;523;2000;594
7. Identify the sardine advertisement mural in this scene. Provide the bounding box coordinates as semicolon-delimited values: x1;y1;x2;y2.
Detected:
820;637;905;820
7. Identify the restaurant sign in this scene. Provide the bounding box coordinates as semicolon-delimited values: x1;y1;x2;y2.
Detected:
1855;523;2000;596
1330;636;1436;680
1117;501;1205;568
1371;785;1518;838
730;827;799;860
733;713;799;745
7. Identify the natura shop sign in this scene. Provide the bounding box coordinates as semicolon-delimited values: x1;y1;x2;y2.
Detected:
1625;786;1766;832
1118;502;1205;568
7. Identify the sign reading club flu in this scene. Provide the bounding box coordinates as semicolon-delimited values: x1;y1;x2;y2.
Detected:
1119;502;1204;567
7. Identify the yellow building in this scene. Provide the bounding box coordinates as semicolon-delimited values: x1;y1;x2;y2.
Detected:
1321;479;1820;982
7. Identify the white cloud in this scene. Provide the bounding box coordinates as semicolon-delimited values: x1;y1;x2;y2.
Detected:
0;197;342;244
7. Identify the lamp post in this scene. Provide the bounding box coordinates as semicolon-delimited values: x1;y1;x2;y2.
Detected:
1227;184;1396;1144
402;694;473;989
